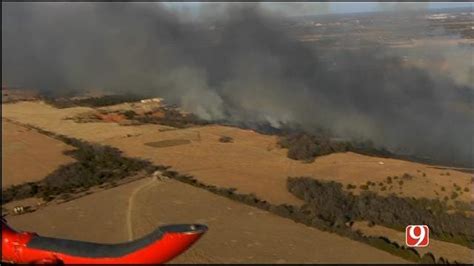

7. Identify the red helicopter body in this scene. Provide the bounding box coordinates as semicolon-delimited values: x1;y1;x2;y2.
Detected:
1;218;207;264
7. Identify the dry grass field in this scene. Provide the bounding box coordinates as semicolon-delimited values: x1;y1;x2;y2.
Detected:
5;177;408;263
2;119;76;187
2;101;472;263
3;101;471;207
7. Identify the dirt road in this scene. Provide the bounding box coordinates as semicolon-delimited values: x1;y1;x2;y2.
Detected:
126;176;159;240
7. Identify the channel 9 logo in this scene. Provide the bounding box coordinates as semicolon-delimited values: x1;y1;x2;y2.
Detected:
405;225;429;247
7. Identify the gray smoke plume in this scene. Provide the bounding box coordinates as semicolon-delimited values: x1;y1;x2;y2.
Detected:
2;3;473;167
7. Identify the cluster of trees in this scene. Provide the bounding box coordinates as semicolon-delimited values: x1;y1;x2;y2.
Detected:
277;133;392;162
2;133;156;204
2;182;39;204
161;170;456;263
133;108;209;128
41;141;154;198
44;94;143;108
287;177;473;248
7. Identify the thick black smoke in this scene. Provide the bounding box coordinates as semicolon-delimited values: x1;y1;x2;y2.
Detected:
2;3;473;167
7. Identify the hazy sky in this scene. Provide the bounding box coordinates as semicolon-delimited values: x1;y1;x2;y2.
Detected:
161;2;473;17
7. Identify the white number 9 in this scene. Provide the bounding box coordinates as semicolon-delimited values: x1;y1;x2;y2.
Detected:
409;225;426;246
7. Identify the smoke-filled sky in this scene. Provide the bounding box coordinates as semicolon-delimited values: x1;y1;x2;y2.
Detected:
163;2;473;17
2;2;473;167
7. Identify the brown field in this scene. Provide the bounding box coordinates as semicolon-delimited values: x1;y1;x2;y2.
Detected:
5;177;408;263
2;101;472;262
1;118;75;187
2;101;471;206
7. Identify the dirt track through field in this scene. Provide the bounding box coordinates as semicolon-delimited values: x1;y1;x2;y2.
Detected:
126;176;159;240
